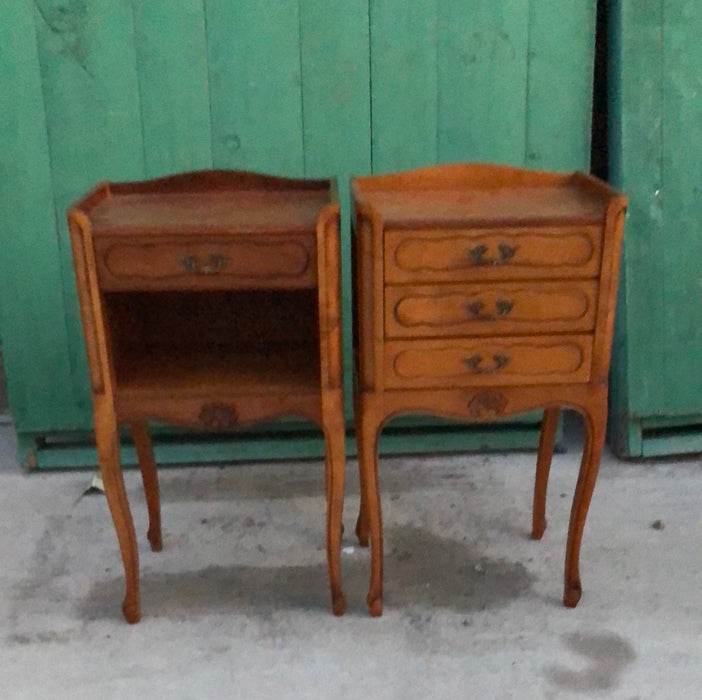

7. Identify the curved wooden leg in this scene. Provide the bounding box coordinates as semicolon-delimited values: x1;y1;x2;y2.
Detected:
532;407;560;539
325;450;345;540
94;401;140;623
323;414;347;616
563;405;606;608
354;396;370;547
324;451;331;504
356;396;383;617
130;421;162;552
355;489;370;547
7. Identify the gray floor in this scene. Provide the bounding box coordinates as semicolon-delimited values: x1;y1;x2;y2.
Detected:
0;418;700;699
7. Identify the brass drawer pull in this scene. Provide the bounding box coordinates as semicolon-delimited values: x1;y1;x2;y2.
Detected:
463;353;511;374
468;243;517;266
465;299;514;320
180;253;230;275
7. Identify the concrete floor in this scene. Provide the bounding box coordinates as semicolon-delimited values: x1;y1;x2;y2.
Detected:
0;417;700;699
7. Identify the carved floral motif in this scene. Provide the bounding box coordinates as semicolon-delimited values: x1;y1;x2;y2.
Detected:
467;390;507;418
199;403;238;430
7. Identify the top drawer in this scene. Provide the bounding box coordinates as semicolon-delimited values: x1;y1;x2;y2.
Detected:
384;226;602;284
94;233;316;291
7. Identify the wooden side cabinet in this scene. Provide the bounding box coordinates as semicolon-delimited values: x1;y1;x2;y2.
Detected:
68;170;346;622
351;163;627;616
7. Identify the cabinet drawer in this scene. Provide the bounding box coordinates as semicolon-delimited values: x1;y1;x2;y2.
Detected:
94;234;316;290
385;281;598;338
384;226;602;283
383;335;592;388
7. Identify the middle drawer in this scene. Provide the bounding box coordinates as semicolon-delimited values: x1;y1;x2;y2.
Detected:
385;280;598;338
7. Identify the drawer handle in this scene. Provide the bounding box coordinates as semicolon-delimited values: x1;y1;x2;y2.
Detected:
180;254;230;275
463;353;511;374
468;244;517;266
465;299;514;320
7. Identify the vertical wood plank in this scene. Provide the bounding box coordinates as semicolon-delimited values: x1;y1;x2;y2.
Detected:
34;0;145;423
205;0;304;175
299;0;371;179
437;0;529;164
0;0;78;432
660;0;702;413
608;0;667;421
132;0;212;177
525;0;597;171
370;0;438;173
606;0;633;454
299;0;372;409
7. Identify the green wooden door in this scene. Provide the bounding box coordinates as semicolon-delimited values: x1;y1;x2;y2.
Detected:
0;1;597;468
0;0;371;467
370;0;596;173
608;0;702;457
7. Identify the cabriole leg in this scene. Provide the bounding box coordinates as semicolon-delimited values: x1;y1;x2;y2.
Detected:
94;402;140;623
564;405;607;607
323;413;347;616
354;396;370;547
130;421;162;552
356;397;383;617
532;407;560;540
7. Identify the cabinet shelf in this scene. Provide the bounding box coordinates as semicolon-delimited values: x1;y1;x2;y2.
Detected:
105;289;321;398
114;344;320;398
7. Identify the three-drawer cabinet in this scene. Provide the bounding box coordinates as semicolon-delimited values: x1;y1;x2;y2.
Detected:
351;164;627;616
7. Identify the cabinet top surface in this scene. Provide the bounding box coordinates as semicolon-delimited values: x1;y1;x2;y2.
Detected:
86;189;331;236
353;184;608;228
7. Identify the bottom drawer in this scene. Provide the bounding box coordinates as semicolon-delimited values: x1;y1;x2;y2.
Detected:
383;335;592;388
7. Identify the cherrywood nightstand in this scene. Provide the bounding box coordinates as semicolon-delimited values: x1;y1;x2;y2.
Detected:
351;163;626;616
69;170;346;622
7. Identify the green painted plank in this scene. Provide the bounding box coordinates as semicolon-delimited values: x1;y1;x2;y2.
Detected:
370;0;438;172
299;0;372;417
437;0;529;164
132;0;212;177
609;0;702;455
205;0;304;175
525;0;596;170
0;349;7;414
608;0;667;422
608;262;637;456
0;0;78;432
299;0;371;178
608;413;643;459
381;425;543;454
641;429;702;459
660;0;702;415
641;413;702;430
606;2;635;456
16;432;42;470
607;0;625;187
34;432;329;470
606;0;632;457
31;423;543;470
390;411;542;429
34;0;146;430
